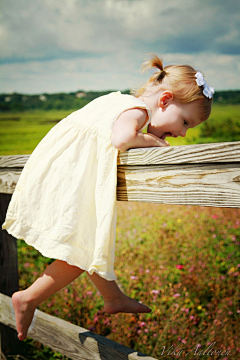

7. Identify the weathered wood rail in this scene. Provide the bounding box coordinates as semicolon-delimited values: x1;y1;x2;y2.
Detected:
0;293;155;360
1;141;240;207
117;141;240;207
1;141;240;358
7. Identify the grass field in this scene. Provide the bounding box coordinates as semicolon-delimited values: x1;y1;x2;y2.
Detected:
1;103;240;154
1;103;240;359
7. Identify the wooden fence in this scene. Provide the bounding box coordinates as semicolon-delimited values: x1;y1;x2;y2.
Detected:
1;141;240;359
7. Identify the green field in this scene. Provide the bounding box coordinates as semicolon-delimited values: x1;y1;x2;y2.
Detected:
0;110;71;155
1;103;240;155
1;104;240;359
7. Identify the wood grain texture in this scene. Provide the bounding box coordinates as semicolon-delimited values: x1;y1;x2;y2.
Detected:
117;163;240;207
0;293;157;360
0;143;240;207
0;170;22;194
0;155;30;168
118;141;240;165
1;142;240;168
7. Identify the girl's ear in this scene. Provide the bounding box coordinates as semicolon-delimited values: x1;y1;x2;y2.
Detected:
158;91;174;108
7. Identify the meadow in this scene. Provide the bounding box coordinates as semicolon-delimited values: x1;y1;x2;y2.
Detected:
1;103;240;359
1;103;240;154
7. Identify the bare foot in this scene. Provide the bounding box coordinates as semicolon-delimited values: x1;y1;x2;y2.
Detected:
12;291;36;341
103;293;151;314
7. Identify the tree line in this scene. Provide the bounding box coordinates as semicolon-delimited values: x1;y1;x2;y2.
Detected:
0;89;239;112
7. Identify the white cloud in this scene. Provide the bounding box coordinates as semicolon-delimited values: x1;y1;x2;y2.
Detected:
0;0;239;93
1;52;239;94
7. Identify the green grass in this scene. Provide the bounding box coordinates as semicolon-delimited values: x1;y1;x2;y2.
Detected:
1;104;240;155
0;110;72;155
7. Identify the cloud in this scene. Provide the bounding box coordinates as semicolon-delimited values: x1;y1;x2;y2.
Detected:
0;0;239;93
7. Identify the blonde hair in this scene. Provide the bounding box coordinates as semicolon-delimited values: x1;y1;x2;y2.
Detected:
132;53;213;121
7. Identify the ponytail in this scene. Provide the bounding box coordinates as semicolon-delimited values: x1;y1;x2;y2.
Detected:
141;53;167;83
131;53;213;121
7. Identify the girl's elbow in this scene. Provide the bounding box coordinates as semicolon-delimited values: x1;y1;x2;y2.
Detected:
111;137;128;151
111;132;136;151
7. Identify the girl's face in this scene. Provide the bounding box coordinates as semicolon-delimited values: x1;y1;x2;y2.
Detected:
147;93;202;140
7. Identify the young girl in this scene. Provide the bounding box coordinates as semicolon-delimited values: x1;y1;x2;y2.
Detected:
2;53;214;341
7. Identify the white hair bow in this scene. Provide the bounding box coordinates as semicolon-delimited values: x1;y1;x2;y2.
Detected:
195;71;214;99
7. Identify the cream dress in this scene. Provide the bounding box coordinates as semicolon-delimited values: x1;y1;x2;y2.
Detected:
3;92;151;280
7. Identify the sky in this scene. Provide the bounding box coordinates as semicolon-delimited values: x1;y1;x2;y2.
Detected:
1;0;240;94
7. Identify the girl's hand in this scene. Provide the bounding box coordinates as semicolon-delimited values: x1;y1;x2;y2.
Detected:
143;132;170;148
112;108;169;151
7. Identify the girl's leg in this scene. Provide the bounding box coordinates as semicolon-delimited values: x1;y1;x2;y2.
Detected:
12;260;84;341
88;273;151;314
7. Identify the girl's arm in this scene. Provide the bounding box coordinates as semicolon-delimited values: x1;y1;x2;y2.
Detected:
111;108;169;151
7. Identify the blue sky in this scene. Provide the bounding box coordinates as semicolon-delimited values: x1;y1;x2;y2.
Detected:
1;0;240;94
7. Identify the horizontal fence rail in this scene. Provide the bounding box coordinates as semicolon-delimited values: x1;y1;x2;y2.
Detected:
1;141;240;207
0;293;156;360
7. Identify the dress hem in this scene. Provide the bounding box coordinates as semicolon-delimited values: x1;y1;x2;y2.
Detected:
2;217;117;281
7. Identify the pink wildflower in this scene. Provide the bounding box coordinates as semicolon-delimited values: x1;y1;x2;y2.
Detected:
176;264;184;269
173;293;181;298
131;276;138;280
212;215;218;219
151;289;160;295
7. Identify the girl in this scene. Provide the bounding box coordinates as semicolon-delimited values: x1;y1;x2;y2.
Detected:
2;54;214;341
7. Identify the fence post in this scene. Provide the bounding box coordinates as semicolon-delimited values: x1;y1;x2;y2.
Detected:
0;193;20;353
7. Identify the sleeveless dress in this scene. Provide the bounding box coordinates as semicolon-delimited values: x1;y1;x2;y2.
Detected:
2;92;151;281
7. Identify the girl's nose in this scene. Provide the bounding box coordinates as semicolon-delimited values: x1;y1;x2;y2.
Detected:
180;129;187;137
